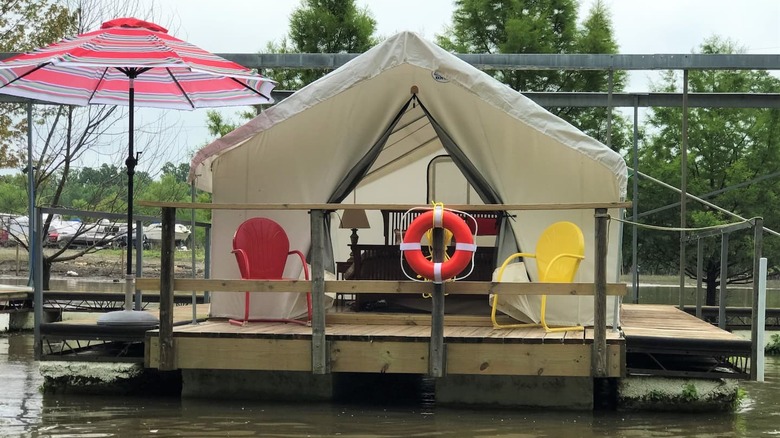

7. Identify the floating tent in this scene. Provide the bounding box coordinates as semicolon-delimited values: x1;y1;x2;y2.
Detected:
190;32;627;326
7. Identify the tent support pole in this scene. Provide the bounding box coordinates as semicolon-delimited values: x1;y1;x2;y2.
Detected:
310;209;328;375
592;208;608;378
429;226;446;377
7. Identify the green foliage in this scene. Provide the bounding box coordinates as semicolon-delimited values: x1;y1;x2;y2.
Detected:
733;387;747;410
205;110;242;139
264;0;378;91
630;36;780;303
0;0;78;168
766;334;780;355
437;0;631;153
136;162;211;248
681;382;699;402
0;174;29;214
643;389;668;403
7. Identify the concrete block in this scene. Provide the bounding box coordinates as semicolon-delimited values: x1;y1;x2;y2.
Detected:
39;361;180;395
182;369;334;401
435;375;594;410
618;376;739;412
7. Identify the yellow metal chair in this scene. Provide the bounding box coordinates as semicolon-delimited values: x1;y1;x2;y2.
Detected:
490;221;585;333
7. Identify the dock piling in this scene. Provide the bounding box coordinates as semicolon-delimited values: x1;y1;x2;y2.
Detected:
592;208;608;378
158;206;176;371
429;226;446;377
310;209;328;374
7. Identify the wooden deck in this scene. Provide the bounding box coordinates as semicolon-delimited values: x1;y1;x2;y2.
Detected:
621;303;749;347
141;303;754;379
621;304;751;378
39;304;211;360
0;285;32;309
37;300;751;379
145;310;624;377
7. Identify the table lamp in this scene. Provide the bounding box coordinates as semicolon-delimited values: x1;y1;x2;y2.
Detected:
340;209;370;248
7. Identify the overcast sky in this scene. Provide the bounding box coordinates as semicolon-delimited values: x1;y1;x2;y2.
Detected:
126;0;779;174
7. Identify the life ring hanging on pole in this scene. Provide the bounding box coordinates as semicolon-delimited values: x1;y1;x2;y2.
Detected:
400;205;477;284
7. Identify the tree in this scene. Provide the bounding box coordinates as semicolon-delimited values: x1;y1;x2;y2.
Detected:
264;0;378;91
204;110;242;139
0;0;76;168
204;0;380;163
437;0;632;153
136;161;211;248
0;174;28;213
0;0;174;288
635;36;780;304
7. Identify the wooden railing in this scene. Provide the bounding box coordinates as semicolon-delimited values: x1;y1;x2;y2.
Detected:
138;201;630;377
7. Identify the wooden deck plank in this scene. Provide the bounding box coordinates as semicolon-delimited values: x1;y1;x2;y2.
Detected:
621;304;745;342
446;343;621;377
542;331;566;343
148;303;768;379
503;327;536;341
563;330;586;344
147;334;622;377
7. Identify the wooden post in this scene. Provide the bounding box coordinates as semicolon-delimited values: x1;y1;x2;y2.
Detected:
592;208;608;378
158;206;177;371
429;226;446;377
751;217;763;380
310;209;328;374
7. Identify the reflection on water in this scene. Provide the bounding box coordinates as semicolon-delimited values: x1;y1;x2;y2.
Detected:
2;332;780;437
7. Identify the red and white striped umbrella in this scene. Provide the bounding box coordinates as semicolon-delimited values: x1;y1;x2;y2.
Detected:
0;17;276;109
0;17;277;281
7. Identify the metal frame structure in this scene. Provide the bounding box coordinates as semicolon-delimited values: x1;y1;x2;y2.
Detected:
3;51;779;378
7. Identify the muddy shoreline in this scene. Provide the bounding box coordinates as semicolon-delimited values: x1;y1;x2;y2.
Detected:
0;247;204;282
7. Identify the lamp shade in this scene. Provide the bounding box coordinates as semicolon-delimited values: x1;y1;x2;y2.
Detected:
340;209;370;229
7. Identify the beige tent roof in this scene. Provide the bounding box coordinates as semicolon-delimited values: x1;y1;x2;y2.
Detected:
189;32;628;325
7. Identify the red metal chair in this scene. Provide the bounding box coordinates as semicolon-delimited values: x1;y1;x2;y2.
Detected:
229;217;311;326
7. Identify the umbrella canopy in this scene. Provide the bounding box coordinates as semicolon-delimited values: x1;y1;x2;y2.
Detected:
0;17;276;108
0;17;276;285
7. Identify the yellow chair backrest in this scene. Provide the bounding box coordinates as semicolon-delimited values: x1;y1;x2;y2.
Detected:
534;221;585;283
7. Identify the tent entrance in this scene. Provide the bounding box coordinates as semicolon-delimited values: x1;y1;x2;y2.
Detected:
329;94;503;206
327;95;522;313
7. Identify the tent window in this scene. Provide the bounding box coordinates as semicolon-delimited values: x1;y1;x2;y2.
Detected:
426;155;483;205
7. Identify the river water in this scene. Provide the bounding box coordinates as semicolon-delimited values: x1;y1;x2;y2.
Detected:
1;332;779;437
2;278;780;437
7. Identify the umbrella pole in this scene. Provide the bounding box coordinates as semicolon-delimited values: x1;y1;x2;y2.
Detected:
97;73;157;328
125;78;136;311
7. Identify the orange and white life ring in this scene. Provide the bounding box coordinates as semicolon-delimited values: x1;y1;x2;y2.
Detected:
400;206;476;283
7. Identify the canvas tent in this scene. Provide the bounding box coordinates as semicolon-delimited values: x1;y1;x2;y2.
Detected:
189;32;628;326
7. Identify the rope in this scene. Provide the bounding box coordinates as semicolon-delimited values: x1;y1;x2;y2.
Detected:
423;202;449;297
612;215;755;232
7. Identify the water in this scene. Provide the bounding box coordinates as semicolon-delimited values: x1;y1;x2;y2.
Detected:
2;332;780;437
2;279;779;437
